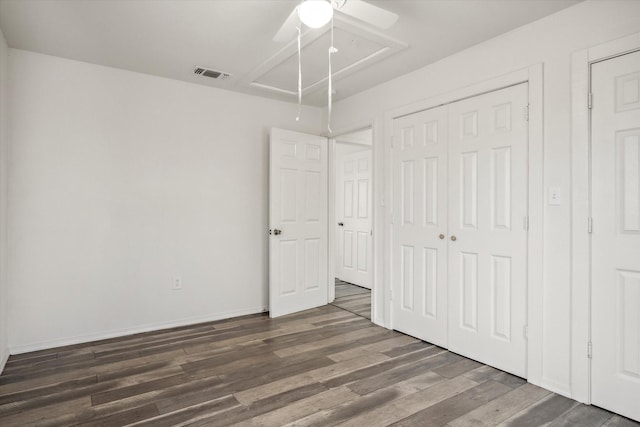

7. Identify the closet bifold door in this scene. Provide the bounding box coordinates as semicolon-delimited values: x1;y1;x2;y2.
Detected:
392;105;449;348
447;83;529;377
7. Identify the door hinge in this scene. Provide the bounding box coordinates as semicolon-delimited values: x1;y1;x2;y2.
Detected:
588;341;593;359
524;325;528;339
588;92;593;109
390;213;394;225
389;289;393;301
588;217;593;234
524;105;529;122
523;216;529;231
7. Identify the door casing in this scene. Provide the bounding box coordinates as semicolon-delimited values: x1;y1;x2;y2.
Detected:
328;130;375;307
382;64;544;385
335;146;373;289
571;31;640;405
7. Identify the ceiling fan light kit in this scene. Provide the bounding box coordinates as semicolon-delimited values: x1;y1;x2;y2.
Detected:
277;0;398;131
298;0;334;29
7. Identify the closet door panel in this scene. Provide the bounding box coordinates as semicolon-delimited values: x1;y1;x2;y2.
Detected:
392;106;449;347
447;83;529;377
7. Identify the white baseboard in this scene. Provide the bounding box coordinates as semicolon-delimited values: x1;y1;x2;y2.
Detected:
0;348;8;375
9;306;268;355
373;316;388;329
531;376;573;400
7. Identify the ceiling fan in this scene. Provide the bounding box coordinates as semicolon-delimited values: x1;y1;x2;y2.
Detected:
273;0;399;42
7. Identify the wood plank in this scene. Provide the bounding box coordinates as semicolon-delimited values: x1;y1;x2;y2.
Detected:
212;353;336;387
153;382;232;415
90;373;193;406
462;364;501;383
448;382;551;427
308;353;390;382
127;395;239;427
185;383;330;427
322;347;462;390
548;403;615;427
181;321;318;355
72;374;228;424
0;374;97;405
346;348;449;396
383;341;436;358
498;393;579;426
331;375;479;427
328;335;418;362
0;396;91;427
249;386;358;427
284;384;414;427
234;353;389;405
75;402;159;427
0;377;119;418
604;415;640;427
273;326;382;358
389;380;512;426
432;357;484;378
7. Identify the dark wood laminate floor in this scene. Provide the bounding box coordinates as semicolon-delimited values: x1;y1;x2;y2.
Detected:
1;305;637;426
331;279;371;320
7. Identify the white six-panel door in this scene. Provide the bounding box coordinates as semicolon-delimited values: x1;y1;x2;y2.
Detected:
269;128;328;318
447;83;529;377
591;50;640;422
392;105;449;347
391;84;529;376
337;149;373;289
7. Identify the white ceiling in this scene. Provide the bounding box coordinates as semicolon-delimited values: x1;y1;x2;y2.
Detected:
0;0;582;106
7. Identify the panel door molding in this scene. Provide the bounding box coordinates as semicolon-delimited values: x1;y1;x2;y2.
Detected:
269;128;328;318
391;83;529;377
590;49;640;422
447;83;529;377
336;148;373;289
392;105;449;347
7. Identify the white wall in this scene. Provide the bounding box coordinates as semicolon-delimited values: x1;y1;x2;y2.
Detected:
0;27;9;371
7;49;323;353
329;0;640;399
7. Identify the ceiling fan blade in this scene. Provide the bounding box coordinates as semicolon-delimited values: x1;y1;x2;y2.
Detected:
337;0;398;29
273;7;300;42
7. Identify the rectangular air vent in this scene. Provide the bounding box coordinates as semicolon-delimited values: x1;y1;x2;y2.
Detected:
194;66;232;80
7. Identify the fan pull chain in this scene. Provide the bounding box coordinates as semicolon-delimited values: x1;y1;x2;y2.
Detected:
327;13;337;133
296;24;302;121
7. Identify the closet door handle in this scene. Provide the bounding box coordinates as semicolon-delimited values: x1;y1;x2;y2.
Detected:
450;235;457;241
439;234;445;240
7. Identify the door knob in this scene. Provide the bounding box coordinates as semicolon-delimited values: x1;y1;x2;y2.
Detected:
439;234;445;240
450;235;457;241
273;229;282;235
338;222;344;227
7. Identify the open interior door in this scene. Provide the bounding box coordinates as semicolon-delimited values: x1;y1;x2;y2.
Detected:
336;149;373;289
269;128;328;317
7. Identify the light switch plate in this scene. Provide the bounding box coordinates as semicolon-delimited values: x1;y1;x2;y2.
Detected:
549;187;561;206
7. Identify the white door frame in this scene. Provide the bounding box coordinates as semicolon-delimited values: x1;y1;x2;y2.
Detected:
327;125;375;311
333;142;373;289
571;31;640;405
383;64;544;384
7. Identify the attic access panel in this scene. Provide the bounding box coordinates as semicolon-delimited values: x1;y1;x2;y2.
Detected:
257;27;382;93
243;17;407;97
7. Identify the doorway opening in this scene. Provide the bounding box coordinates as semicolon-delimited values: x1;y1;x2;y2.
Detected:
330;127;373;320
